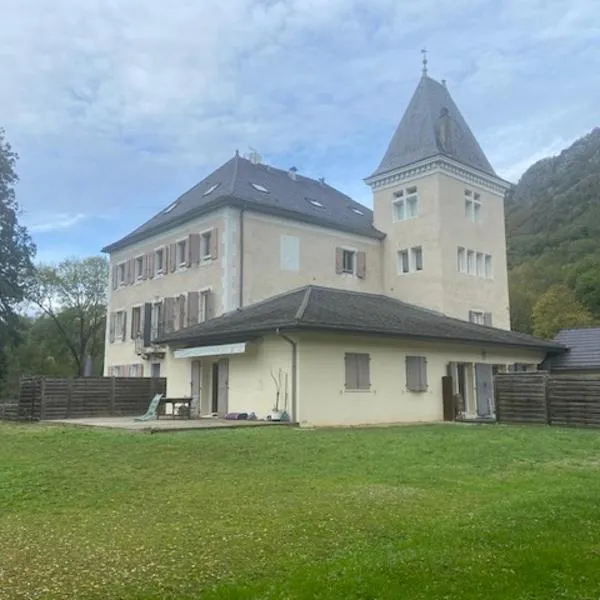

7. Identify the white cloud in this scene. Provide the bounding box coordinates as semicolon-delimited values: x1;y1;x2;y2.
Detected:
26;213;86;233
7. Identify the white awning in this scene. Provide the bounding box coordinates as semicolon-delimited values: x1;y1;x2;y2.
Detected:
173;342;248;359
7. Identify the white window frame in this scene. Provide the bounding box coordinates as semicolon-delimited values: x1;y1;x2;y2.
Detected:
134;255;144;281
398;249;410;274
115;309;126;342
117;262;126;287
467;250;476;275
457;247;466;273
199;287;213;323
476;252;484;277
176;238;188;269
131;304;143;340
151;299;163;340
341;248;356;275
469;310;485;325
411;246;423;272
200;228;213;261
485;254;493;279
465;189;482;222
393;186;418;222
154;247;165;276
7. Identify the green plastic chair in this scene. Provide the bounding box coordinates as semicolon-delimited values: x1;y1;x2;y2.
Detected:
134;394;164;422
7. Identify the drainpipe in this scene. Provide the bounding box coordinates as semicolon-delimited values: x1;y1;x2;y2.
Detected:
239;207;245;308
276;329;297;423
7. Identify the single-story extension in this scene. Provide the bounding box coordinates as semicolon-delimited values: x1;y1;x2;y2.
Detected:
545;328;600;374
157;286;564;426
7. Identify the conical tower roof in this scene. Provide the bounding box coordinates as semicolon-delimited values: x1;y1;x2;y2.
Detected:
370;75;496;179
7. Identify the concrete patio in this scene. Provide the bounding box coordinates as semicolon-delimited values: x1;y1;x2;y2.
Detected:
46;416;292;433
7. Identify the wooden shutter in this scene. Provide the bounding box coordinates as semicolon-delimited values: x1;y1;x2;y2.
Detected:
356;354;370;389
189;234;201;265
484;312;493;326
169;243;177;272
356;251;366;279
111;265;118;290
406;356;427;392
109;312;116;343
178;294;186;329
143;303;152;346
210;228;218;259
187;291;199;326
335;247;343;274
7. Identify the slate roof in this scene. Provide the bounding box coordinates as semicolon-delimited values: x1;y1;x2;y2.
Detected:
103;155;384;253
548;328;600;370
158;285;565;353
368;75;497;180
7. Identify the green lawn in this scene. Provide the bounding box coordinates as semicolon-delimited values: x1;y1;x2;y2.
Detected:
1;424;600;599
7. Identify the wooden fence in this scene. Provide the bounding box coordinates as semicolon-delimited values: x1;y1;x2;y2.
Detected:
2;377;166;421
495;372;600;428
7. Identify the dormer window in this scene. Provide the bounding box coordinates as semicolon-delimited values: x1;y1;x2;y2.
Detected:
164;201;178;214
203;183;220;196
251;183;269;193
351;207;364;215
306;198;324;208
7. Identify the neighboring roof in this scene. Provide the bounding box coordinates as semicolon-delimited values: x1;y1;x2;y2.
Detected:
159;285;565;353
103;155;384;253
549;328;600;370
368;75;497;180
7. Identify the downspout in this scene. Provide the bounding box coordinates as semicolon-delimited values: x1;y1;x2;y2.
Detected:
276;329;297;423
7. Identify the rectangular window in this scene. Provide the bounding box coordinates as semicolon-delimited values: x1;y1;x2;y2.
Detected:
155;248;164;275
151;301;163;340
118;263;126;286
177;240;187;267
135;256;144;280
476;252;484;277
129;364;143;377
199;290;212;322
469;310;485;325
131;306;142;339
393;186;418;221
201;231;213;260
342;250;355;274
465;189;481;222
411;246;423;271
398;250;410;274
115;310;126;341
280;235;300;271
485;255;492;279
344;353;370;390
467;250;475;275
457;247;466;273
111;366;122;377
406;356;428;392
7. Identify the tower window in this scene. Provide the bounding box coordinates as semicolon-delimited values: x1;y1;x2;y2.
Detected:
393;186;418;221
412;246;423;271
457;247;466;273
467;250;475;275
465;189;482;222
398;247;423;274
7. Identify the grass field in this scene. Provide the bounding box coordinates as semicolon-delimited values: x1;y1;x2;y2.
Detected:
1;423;600;599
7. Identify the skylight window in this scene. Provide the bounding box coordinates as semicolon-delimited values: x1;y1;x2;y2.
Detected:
306;198;324;208
251;183;269;193
351;207;364;215
163;201;178;214
203;183;220;196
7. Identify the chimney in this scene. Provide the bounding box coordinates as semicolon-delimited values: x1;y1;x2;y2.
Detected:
318;177;326;185
288;166;298;181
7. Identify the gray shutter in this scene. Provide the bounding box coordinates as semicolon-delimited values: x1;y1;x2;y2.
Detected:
344;353;355;389
130;308;135;339
143;303;152;346
484;312;493;326
163;298;175;333
169;243;177;272
205;290;215;319
187;292;199;326
189;234;200;265
406;356;417;391
163;245;169;274
141;255;147;280
128;259;135;284
468;310;475;323
335;247;343;274
121;311;127;341
210;228;218;259
357;354;370;389
178;294;186;329
419;357;428;390
147;252;154;279
356;251;366;279
109;312;116;343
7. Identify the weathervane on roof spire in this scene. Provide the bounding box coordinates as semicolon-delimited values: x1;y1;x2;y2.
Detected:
421;48;428;76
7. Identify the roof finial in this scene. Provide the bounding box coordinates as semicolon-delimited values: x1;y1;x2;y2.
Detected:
421;48;428;76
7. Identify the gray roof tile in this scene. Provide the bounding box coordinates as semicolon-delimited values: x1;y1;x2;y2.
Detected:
549;328;600;370
159;285;564;353
103;155;384;253
369;75;496;179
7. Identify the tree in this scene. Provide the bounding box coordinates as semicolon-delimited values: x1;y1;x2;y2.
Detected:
29;257;108;376
0;129;36;387
531;284;595;339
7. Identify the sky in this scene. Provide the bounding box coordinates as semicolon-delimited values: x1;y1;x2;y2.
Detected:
2;0;599;264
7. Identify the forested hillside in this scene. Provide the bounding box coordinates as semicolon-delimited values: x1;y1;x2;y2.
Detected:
506;128;600;335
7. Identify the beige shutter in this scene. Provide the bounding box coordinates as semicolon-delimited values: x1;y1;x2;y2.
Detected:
335;247;343;274
169;243;177;272
210;228;218;259
187;291;199;326
109;312;116;343
178;294;186;329
189;234;200;265
356;251;366;279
